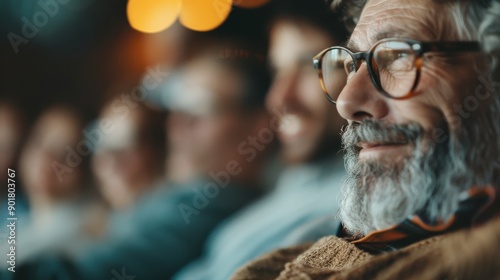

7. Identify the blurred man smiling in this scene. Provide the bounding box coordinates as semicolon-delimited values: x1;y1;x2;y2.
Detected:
173;1;349;279
234;0;500;279
266;6;347;165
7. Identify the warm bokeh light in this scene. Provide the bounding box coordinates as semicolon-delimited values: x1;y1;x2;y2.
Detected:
180;0;232;32
127;0;181;33
233;0;270;8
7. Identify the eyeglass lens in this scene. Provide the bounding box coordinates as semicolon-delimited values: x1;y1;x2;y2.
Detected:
320;41;418;102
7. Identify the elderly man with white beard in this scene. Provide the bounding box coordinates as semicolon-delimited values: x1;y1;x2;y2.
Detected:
233;0;500;279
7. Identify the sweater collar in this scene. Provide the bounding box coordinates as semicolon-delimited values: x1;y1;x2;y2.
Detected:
339;185;499;254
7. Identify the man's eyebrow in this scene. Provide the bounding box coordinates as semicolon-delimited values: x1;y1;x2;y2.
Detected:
344;30;408;52
374;31;402;42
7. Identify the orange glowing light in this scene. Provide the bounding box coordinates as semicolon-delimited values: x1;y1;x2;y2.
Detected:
180;0;232;32
127;0;181;33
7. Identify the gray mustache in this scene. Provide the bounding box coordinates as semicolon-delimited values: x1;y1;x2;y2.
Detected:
342;120;424;150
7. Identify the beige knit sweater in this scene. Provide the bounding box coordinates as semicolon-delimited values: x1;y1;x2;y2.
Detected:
233;218;500;280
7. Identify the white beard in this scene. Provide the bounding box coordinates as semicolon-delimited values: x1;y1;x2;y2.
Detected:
338;120;470;236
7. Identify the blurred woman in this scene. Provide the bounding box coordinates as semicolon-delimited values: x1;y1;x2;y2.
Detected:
16;104;105;263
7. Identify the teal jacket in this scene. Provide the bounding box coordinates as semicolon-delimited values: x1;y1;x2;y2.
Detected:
3;180;262;280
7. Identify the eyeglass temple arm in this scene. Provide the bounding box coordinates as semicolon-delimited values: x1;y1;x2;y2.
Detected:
420;41;482;53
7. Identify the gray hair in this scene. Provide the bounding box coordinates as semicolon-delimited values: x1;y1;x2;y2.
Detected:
332;0;500;70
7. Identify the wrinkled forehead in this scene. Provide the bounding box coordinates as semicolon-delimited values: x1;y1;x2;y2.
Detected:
348;0;445;51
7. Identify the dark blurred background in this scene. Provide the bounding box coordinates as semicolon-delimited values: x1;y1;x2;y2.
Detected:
0;0;272;122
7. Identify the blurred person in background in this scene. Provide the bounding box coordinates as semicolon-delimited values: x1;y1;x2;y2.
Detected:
10;105;105;265
92;100;166;211
173;1;349;279
164;45;273;187
5;38;271;279
0;100;29;255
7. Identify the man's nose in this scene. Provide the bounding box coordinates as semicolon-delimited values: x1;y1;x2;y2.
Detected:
335;64;389;123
